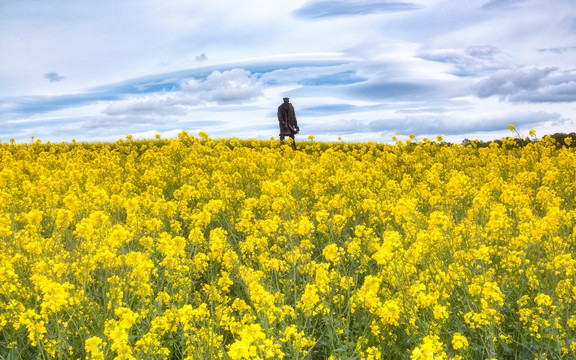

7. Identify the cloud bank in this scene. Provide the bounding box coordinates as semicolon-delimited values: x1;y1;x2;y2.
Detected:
473;68;576;103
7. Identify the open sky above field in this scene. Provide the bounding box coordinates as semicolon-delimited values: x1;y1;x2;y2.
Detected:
1;0;575;143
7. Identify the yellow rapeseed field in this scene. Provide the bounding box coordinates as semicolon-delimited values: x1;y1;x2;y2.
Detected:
0;131;575;359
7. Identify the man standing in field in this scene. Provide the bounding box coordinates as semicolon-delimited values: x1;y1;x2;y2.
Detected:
277;97;299;149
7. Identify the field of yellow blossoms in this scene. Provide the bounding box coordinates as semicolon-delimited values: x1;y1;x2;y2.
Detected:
1;130;575;359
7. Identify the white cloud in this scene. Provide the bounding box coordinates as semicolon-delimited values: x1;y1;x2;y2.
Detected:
180;69;263;104
89;68;266;134
473;67;576;102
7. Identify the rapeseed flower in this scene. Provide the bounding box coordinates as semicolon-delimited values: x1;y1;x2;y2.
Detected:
1;133;575;359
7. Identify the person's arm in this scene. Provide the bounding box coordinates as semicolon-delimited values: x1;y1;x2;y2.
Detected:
292;105;299;132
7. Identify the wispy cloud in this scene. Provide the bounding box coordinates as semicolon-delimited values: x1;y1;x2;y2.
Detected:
303;111;560;137
300;103;383;116
537;46;576;54
481;0;529;11
418;46;511;76
289;76;461;103
299;71;367;86
293;0;422;19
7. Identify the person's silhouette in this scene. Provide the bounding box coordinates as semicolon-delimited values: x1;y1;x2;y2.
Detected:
277;97;299;149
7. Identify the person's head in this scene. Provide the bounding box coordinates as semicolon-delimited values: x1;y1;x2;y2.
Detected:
283;97;290;103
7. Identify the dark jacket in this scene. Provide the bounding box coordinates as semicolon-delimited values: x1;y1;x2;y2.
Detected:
277;102;299;136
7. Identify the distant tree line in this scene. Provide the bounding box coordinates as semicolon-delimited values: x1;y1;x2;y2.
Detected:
462;132;576;149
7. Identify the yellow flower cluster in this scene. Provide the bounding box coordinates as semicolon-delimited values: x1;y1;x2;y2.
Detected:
0;133;575;359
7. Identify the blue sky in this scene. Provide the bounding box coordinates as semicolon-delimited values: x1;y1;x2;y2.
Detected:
1;0;575;143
